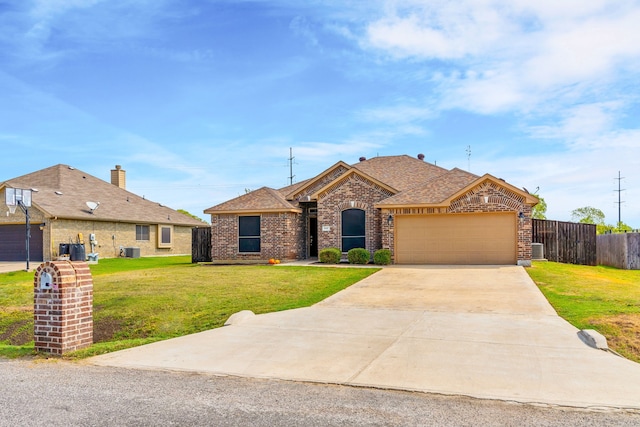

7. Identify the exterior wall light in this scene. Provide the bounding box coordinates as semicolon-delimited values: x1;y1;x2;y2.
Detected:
387;214;393;226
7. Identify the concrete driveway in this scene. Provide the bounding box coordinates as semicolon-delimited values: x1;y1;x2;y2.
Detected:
91;265;640;410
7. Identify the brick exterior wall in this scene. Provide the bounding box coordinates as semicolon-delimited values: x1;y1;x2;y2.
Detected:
209;176;534;265
33;261;93;355
316;174;393;254
210;212;302;262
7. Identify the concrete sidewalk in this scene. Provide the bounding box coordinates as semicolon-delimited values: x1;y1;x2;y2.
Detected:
90;266;640;410
0;262;28;273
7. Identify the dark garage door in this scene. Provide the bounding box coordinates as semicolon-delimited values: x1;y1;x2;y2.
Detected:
0;224;44;262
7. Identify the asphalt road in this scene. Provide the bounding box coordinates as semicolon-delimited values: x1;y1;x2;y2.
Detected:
2;359;639;427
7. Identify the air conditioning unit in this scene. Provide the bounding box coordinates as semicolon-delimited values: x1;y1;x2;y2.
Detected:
124;247;141;258
532;243;544;260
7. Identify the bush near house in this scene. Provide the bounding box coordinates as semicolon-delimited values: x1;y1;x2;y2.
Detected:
347;248;370;264
319;247;342;264
373;249;392;265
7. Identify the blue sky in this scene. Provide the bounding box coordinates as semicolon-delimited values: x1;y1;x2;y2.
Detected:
1;0;639;226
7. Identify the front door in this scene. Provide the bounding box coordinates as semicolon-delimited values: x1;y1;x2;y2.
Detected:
309;217;318;257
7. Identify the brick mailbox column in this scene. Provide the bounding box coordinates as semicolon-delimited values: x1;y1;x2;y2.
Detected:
34;261;93;355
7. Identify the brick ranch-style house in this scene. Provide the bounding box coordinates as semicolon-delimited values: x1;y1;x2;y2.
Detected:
0;164;205;262
204;155;539;265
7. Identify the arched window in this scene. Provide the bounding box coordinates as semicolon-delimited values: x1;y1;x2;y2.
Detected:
341;209;365;252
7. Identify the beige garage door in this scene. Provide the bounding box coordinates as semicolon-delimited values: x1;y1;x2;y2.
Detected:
395;213;517;265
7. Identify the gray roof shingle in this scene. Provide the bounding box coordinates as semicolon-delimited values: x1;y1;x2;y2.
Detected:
204;186;300;213
2;164;205;226
376;168;480;206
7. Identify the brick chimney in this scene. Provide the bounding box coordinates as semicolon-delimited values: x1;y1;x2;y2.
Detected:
111;165;126;189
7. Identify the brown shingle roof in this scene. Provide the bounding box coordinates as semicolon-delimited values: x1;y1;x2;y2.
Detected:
3;164;205;226
202;155;535;213
377;168;480;206
277;178;311;198
351;155;448;192
204;186;299;214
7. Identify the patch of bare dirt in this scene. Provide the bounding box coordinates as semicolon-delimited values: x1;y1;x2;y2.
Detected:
93;317;124;343
589;314;640;362
0;320;32;345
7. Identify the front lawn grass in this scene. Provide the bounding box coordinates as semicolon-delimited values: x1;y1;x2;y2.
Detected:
0;256;378;359
527;261;640;363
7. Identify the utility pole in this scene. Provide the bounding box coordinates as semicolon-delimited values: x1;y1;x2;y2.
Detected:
614;171;625;226
288;147;296;186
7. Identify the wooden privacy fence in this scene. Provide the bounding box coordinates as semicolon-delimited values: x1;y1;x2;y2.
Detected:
192;227;212;263
532;219;596;266
597;233;640;270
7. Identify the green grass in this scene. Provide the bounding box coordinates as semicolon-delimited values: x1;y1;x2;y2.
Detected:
0;256;378;359
527;261;640;362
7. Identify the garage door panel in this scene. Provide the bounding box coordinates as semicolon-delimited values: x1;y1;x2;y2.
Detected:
0;225;44;262
396;213;516;265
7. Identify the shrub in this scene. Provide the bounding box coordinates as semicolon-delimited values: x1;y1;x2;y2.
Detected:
373;249;392;265
319;247;342;264
347;248;370;264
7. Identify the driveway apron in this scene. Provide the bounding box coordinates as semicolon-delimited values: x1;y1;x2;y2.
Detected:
90;265;640;410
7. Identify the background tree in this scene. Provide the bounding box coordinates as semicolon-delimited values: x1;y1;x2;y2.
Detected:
531;195;547;219
570;206;606;225
177;209;207;223
615;221;633;233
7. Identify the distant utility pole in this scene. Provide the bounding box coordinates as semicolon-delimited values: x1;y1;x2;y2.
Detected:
466;145;471;171
288;147;296;186
614;171;625;225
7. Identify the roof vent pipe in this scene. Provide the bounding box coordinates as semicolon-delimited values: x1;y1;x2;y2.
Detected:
417;153;425;161
359;157;366;162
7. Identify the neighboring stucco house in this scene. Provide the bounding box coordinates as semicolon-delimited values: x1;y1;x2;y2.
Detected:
204;154;539;266
0;164;205;262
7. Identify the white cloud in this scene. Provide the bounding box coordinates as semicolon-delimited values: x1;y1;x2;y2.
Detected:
365;1;508;59
358;104;435;123
287;140;381;162
361;1;640;117
290;15;320;47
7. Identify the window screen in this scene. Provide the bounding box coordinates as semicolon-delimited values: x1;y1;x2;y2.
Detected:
239;216;260;253
136;225;150;241
162;227;171;244
157;225;173;248
341;209;365;252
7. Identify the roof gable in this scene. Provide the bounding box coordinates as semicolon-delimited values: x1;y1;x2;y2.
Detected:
284;161;351;201
204;186;300;214
446;174;539;207
2;164;204;226
376;171;539;209
311;168;397;200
